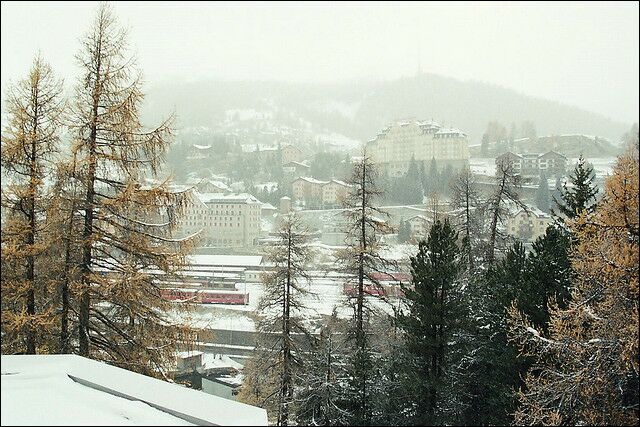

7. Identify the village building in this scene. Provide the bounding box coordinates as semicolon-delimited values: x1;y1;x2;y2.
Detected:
505;206;553;242
495;150;567;179
178;192;262;248
292;176;352;208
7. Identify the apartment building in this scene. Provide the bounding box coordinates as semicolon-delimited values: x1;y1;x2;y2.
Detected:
506;207;552;242
179;192;262;247
496;151;567;179
292;177;352;208
321;179;351;207
366;119;469;177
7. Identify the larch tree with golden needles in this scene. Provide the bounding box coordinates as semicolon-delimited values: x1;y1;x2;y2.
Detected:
46;155;87;354
67;4;195;376
508;144;639;426
1;55;64;355
240;212;314;426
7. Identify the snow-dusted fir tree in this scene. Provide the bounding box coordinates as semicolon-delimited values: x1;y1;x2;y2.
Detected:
67;4;195;375
240;212;314;426
335;153;394;425
552;154;599;221
396;219;466;424
296;310;349;426
534;171;551;213
1;55;65;354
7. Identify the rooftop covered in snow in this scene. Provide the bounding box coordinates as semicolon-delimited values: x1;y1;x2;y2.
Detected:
188;254;264;267
0;354;268;426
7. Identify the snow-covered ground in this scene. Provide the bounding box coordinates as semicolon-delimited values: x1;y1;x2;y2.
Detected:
582;157;616;178
469;158;497;177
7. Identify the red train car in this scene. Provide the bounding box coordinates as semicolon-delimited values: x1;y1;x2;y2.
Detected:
369;272;411;282
160;288;249;305
342;283;386;297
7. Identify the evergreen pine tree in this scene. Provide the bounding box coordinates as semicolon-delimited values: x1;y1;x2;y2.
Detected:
425;157;438;196
296;311;349;426
520;225;573;330
552;154;599;220
459;242;529;425
535;172;551;213
404;156;423;204
397;219;465;424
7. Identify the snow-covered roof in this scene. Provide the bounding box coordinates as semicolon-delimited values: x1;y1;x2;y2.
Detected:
498;151;568;160
507;203;551;219
202;354;244;372
240;144;278;153
207;375;244;388
539;150;568;160
0;355;268;426
195;192;262;205
416;119;441;128
327;179;352;188
176;350;204;359
434;128;466;137
261;202;277;210
253;181;278;192
283;161;310;168
294;176;330;185
188;254;264;267
192;144;212;150
186;178;231;192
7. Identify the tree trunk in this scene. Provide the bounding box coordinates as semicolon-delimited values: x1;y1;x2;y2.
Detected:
488;173;507;265
465;178;473;270
25;92;40;354
79;33;102;356
279;230;293;426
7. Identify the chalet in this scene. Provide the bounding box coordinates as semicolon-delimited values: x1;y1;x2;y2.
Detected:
496;151;567;179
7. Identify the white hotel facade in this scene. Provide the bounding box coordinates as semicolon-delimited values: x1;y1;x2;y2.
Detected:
179;192;262;248
366;119;469;177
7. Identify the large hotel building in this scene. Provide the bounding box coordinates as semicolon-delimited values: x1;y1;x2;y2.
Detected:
179;192;262;248
366;119;469;177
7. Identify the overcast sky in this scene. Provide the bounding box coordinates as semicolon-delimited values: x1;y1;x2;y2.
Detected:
1;1;638;123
